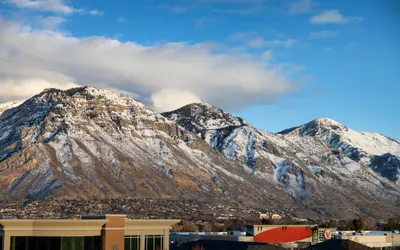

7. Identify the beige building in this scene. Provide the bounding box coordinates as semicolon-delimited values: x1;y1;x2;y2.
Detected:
341;234;400;248
0;214;179;250
259;213;282;220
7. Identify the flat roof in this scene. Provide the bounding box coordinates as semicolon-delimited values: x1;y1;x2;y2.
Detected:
252;224;317;227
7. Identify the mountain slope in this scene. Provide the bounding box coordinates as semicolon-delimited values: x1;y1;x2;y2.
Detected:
279;118;400;183
1;90;399;219
0;87;271;204
163;103;400;217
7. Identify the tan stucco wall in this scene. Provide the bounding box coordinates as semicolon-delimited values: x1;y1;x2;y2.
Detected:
342;235;400;248
103;215;125;250
0;215;179;250
124;220;179;250
0;217;179;250
0;219;106;250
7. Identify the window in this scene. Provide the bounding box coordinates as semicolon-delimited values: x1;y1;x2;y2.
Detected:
112;244;118;250
318;231;325;242
124;235;140;250
10;236;101;250
145;235;163;250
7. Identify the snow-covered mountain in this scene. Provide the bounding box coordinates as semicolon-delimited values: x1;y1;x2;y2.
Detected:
0;89;399;219
0;87;269;204
163;103;400;217
279;118;400;182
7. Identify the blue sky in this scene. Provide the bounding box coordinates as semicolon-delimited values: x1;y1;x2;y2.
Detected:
0;0;399;139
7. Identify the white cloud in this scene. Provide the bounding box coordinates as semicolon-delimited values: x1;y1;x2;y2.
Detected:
157;5;187;13
8;0;76;14
117;17;127;23
201;0;265;3
288;0;312;14
247;37;265;47
262;50;272;60
228;31;257;41
195;17;215;27
40;16;66;28
0;19;300;111
310;9;362;24
309;30;338;39
211;7;263;15
89;10;104;16
247;37;297;48
264;39;297;47
151;90;201;112
0;78;79;99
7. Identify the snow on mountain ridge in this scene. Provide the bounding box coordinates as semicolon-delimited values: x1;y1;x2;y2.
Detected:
1;86;281;206
314;118;342;126
281;118;400;157
164;102;400;216
1;87;399;218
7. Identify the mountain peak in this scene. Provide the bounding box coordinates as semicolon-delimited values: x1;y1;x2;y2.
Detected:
313;118;341;126
33;86;147;110
278;117;344;136
163;102;247;132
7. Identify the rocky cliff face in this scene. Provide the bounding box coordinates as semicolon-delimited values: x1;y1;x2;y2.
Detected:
1;89;399;219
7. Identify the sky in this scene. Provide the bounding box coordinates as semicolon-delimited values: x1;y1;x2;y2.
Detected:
0;0;399;139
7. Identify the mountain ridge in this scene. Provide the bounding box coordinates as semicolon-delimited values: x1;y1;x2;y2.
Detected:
0;88;399;219
163;102;400;214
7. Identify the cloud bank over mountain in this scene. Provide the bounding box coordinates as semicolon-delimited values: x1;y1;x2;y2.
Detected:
0;19;299;111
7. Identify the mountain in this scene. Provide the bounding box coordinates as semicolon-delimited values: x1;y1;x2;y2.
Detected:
0;87;270;205
279;118;400;182
0;89;399;219
163;103;400;217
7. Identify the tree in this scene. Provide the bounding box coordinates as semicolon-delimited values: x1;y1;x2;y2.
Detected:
346;219;365;231
345;219;365;231
202;222;213;232
353;219;365;231
171;224;181;232
181;222;198;232
346;221;355;230
364;217;376;230
385;218;400;231
196;223;205;232
327;220;336;228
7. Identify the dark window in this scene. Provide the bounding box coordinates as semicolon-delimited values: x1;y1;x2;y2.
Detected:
50;237;61;250
10;236;101;250
145;235;163;250
124;235;140;250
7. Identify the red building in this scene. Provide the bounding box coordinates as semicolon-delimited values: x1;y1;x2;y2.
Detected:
245;224;316;244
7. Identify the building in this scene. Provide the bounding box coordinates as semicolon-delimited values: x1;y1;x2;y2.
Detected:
170;232;252;244
337;231;400;248
245;224;334;246
0;214;179;250
259;213;282;220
